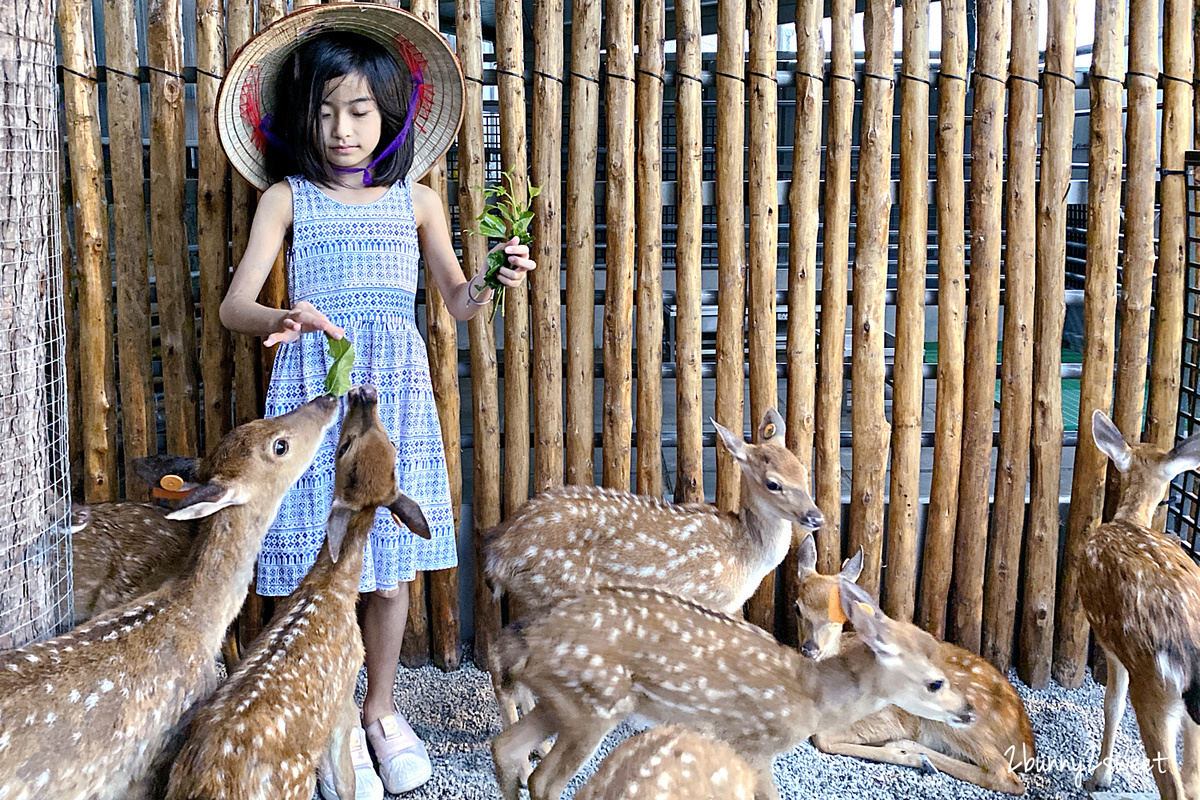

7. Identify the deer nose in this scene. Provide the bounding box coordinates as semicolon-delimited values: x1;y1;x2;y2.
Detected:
800;509;825;530
348;385;378;406
955;702;976;727
800;639;820;659
311;394;339;413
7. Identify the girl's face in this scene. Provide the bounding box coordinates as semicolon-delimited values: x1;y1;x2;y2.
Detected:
319;71;382;177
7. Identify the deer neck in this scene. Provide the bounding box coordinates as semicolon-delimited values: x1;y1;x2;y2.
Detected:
736;492;790;566
301;508;377;600
797;641;897;732
1112;491;1163;530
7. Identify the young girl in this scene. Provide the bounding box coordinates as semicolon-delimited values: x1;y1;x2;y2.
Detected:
217;10;533;797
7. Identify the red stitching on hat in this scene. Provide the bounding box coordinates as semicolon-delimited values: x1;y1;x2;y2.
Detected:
239;65;266;153
415;83;435;130
395;36;428;82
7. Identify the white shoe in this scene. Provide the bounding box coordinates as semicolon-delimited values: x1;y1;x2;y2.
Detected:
318;726;384;800
365;712;433;794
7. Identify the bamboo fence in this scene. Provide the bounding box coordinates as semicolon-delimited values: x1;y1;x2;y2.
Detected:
52;0;1199;672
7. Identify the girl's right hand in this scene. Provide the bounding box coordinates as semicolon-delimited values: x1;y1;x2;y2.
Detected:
264;301;344;347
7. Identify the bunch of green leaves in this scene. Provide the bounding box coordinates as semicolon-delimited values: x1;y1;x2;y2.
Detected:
471;167;542;322
324;333;355;397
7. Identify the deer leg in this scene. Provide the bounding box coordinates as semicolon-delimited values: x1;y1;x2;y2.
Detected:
488;641;522;730
826;738;1025;795
1130;680;1187;800
326;689;362;800
1084;650;1129;792
1181;718;1200;800
492;703;559;800
527;714;618;800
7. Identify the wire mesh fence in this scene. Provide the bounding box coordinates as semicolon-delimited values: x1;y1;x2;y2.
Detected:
0;8;74;650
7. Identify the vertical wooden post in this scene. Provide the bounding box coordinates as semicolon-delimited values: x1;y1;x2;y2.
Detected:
784;0;824;636
918;0;967;640
635;0;665;497
1021;4;1075;689
530;0;565;492
102;0;156;496
563;0;601;488
713;0;746;513
1054;0;1124;689
601;0;636;490
885;0;929;623
952;0;1006;651
814;0;853;574
745;0;779;631
674;0;703;504
494;0;532;508
59;146;83;500
59;0;118;502
983;0;1038;672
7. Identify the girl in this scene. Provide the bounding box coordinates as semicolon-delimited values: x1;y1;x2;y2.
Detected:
217;10;533;797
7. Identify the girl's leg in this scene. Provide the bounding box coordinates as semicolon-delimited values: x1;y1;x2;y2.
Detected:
361;581;409;727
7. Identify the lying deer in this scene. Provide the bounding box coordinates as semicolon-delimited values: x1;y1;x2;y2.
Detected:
573;724;758;800
793;533;1035;794
166;385;429;800
1079;410;1200;800
0;394;338;800
490;581;974;800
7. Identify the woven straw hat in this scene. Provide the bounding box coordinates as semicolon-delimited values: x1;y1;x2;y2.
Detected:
216;3;464;191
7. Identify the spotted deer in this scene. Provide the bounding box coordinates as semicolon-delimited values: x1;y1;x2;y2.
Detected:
0;395;338;800
792;533;1035;794
1077;410;1200;800
490;581;974;800
166;385;429;800
573;724;758;800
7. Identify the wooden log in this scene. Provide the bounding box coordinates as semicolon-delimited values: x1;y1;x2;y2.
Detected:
917;0;967;640
635;0;665;497
59;146;83;501
982;0;1038;672
530;0;565;492
783;0;824;639
814;0;853;575
496;0;532;507
713;0;746;513
674;0;703;503
102;0;155;498
951;0;1006;652
601;0;636;490
196;0;232;454
884;0;929;623
147;0;200;456
1020;0;1075;689
59;0;118;502
563;0;600;489
1053;0;1124;689
745;0;779;632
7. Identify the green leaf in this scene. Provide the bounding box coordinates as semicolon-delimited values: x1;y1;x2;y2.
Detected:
477;214;509;239
324;333;355;397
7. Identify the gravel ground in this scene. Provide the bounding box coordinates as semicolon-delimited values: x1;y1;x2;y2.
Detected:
356;658;1163;800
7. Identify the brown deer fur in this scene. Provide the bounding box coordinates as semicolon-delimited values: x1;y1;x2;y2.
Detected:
1079;411;1200;800
573;724;758;800
490;582;974;800
793;533;1035;795
0;395;338;800
166;385;429;800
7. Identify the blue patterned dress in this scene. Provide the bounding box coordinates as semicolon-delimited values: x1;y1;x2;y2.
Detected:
256;176;458;596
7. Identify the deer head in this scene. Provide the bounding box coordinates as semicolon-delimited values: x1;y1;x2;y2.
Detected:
796;532;862;659
1092;410;1200;528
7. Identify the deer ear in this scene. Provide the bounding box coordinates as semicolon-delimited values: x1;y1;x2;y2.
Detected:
388;493;430;539
798;533;817;575
1164;428;1200;478
759;408;786;442
132;454;203;486
166;481;248;520
1092;410;1133;472
712;419;748;463
325;499;356;562
840;547;864;582
840;579;901;663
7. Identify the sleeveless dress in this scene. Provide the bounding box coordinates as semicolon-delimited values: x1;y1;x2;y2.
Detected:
256;176;458;596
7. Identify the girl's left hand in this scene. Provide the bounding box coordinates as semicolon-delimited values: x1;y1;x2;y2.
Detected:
485;237;536;288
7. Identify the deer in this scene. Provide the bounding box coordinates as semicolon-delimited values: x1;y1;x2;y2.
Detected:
1077;410;1200;800
0;394;339;800
489;580;975;800
483;408;824;725
572;724;758;800
166;385;429;800
791;533;1035;794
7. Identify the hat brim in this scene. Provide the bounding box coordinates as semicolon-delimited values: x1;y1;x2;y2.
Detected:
216;3;464;191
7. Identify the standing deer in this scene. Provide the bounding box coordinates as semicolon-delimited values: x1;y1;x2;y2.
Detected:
166;385;429;800
792;533;1035;794
1079;410;1200;800
573;724;758;800
490;581;974;800
0;394;338;800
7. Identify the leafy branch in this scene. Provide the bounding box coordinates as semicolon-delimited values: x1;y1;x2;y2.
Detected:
471;167;542;322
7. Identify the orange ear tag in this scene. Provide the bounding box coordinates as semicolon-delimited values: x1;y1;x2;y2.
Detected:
827;584;848;624
390;512;403;527
152;474;192;500
763;423;776;439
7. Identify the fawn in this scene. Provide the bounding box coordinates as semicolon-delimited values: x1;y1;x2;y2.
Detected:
1079;410;1200;800
0;395;338;800
490;581;974;800
573;724;758;800
793;533;1035;794
166;385;429;800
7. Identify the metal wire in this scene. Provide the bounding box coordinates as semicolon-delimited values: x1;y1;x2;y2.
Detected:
0;42;73;649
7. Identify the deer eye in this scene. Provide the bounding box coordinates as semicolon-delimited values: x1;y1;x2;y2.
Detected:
337;440;352;458
927;679;944;693
765;479;783;492
274;439;289;457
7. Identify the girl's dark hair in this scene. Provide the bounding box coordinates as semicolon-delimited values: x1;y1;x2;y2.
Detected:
266;31;415;186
